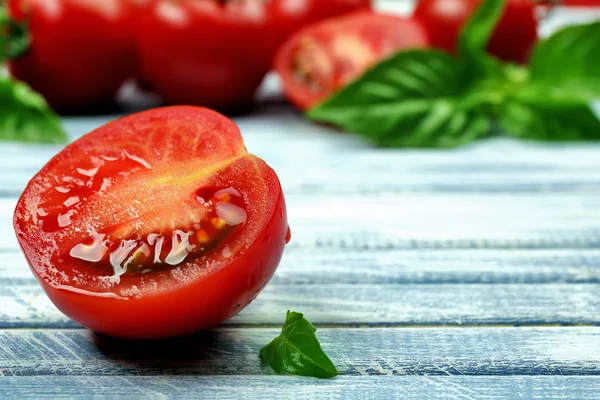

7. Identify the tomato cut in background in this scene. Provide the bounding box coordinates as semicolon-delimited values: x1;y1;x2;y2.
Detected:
13;106;290;339
7;0;137;113
413;0;538;63
274;12;431;110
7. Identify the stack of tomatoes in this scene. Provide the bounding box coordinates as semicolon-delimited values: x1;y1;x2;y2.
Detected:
6;0;545;113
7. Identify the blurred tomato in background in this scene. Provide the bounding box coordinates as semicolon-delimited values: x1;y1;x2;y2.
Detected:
7;0;137;112
4;0;372;112
10;0;591;114
413;0;538;63
136;0;372;111
136;0;280;112
269;0;373;43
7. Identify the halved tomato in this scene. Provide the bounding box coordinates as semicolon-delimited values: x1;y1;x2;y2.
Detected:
274;12;431;110
13;106;290;339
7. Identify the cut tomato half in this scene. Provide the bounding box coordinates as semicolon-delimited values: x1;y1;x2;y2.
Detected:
14;106;290;339
274;12;431;110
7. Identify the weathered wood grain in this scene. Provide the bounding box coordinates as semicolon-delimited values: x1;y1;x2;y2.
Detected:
2;376;599;399
1;328;599;376
1;282;598;328
3;248;600;284
2;109;600;197
5;146;600;196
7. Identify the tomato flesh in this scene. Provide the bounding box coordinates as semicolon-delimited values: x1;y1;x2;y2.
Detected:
275;12;431;110
14;106;289;338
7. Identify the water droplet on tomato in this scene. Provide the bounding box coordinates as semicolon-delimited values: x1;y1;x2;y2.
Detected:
109;239;139;280
165;230;195;265
37;208;48;217
285;226;292;244
70;233;110;262
263;235;272;244
215;202;247;226
63;196;80;207
100;178;111;192
215;187;242;200
123;150;152;170
222;245;232;258
77;167;99;177
57;210;75;228
147;233;165;264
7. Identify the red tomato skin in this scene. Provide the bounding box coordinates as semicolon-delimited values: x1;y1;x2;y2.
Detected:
8;0;136;112
270;0;373;42
413;0;538;63
274;12;431;110
14;106;289;339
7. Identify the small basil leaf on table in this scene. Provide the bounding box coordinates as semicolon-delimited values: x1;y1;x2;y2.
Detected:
0;77;67;143
307;50;492;148
529;21;600;97
260;311;338;379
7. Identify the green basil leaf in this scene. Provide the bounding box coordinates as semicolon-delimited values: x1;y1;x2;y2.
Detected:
457;0;505;78
260;311;338;379
0;77;68;143
529;21;600;96
307;50;492;148
499;85;600;141
458;0;506;58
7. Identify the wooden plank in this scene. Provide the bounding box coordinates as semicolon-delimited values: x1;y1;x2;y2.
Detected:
3;191;600;251
1;328;599;376
1;282;599;328
3;247;600;285
2;376;599;399
3;109;600;197
5;146;600;196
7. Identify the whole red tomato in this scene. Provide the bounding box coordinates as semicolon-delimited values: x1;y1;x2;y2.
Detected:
270;0;373;43
413;0;538;63
137;0;280;111
275;12;431;110
7;0;137;112
14;106;290;339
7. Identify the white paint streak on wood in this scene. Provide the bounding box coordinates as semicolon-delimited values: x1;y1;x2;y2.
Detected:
2;375;600;399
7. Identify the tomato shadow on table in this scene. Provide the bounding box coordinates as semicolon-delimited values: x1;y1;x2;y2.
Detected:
89;329;264;375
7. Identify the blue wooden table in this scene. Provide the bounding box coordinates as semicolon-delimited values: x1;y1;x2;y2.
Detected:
1;102;600;398
2;3;600;398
